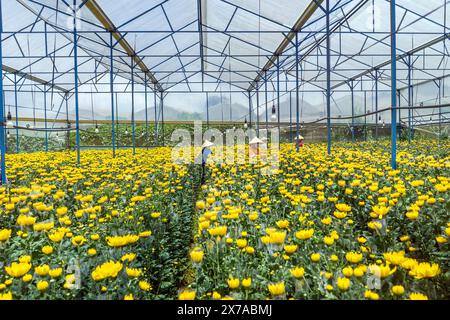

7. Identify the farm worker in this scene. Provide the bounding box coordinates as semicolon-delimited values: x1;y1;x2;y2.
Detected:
249;136;264;160
200;140;214;185
294;135;304;149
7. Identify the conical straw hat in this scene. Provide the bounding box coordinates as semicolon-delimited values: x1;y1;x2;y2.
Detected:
249;137;264;145
294;135;304;140
202;140;214;148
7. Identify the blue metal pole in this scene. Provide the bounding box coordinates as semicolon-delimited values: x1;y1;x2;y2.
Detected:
438;79;442;139
65;94;70;150
14;73;19;153
0;0;5;184
351;81;355;142
154;91;158;146
44;85;48;152
390;0;397;169
144;75;148;143
295;32;299;152
131;58;135;155
161;92;164;146
1;82;4;155
110;32;116;157
375;69;379;139
397;90;401;139
326;0;331;155
73;0;80;165
115;92;119;148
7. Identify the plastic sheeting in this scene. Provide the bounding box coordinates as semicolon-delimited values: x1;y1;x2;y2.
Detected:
1;0;449;121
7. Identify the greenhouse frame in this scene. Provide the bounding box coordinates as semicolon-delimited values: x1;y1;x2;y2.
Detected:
1;0;450;182
0;0;450;303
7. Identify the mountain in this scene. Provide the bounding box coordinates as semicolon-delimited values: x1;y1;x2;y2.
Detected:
57;108;127;122
134;106;202;121
204;102;256;122
328;95;367;116
314;95;369;124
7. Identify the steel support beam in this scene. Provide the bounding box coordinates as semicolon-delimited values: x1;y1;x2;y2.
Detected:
154;92;158;146
14;73;19;153
397;89;402;139
0;0;5;184
73;0;81;165
295;32;300;152
84;0;163;92
332;33;450;91
390;0;398;169
144;75;148;143
2;65;68;94
438;79;442;139
248;0;323;91
110;32;116;157
375;69;379;139
131;58;135;155
43;84;48;151
326;0;331;155
198;0;205;90
350;81;355;142
115;92;119;148
161;92;165;146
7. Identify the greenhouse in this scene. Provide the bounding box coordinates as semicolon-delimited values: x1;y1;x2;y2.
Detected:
0;0;449;302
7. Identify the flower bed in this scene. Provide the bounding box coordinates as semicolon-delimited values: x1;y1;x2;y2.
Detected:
186;141;449;300
0;141;449;300
0;149;195;300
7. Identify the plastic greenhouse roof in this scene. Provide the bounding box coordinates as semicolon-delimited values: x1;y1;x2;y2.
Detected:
1;0;449;96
